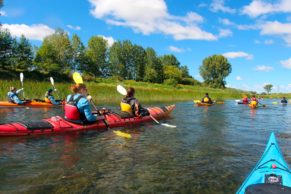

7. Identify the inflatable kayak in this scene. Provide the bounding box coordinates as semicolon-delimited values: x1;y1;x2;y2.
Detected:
0;99;64;107
249;104;257;109
236;132;291;194
0;105;175;137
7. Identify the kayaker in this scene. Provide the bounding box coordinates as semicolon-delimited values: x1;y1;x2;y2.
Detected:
201;93;213;104
7;87;25;104
120;87;149;117
281;97;288;104
250;95;259;107
44;88;60;105
64;84;97;124
242;95;249;104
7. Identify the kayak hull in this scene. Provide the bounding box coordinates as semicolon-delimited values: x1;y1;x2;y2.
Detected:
0;105;175;137
236;132;291;194
0;100;64;107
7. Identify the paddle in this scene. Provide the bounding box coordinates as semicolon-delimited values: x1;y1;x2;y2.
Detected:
50;77;60;99
20;72;25;99
116;84;176;128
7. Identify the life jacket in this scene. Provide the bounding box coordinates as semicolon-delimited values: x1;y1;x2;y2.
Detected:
44;97;51;103
242;97;249;103
202;97;210;103
64;94;86;121
250;101;258;106
120;97;136;114
251;97;257;102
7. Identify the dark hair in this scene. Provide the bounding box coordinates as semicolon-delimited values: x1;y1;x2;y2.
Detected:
70;84;86;94
205;93;209;96
48;88;53;93
126;87;135;97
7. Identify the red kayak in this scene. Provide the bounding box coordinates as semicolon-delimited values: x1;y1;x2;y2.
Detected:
0;105;175;137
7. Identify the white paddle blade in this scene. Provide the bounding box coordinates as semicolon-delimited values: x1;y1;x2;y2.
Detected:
235;99;241;102
161;123;176;128
117;85;127;95
50;77;54;86
20;73;24;82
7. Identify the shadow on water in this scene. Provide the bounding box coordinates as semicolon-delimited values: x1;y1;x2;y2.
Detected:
0;99;290;193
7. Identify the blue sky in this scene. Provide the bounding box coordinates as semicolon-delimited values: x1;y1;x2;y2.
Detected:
1;0;291;93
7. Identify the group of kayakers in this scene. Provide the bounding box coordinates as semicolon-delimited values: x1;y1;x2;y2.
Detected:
239;95;287;106
7;84;149;124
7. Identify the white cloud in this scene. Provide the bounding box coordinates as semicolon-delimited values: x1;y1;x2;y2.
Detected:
67;25;81;30
280;58;291;69
242;0;291;17
2;24;55;41
218;29;232;37
236;76;242;81
219;18;235;26
210;0;236;14
0;11;7;16
168;46;184;53
260;21;291;46
99;35;115;47
264;39;274;45
89;0;218;41
223;51;253;60
255;65;273;72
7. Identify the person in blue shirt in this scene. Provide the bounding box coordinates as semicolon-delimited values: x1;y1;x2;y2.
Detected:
64;84;96;123
7;87;25;104
281;97;288;104
44;88;60;105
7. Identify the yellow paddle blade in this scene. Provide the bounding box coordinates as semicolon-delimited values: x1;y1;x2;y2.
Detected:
73;72;83;84
194;100;201;103
113;130;132;138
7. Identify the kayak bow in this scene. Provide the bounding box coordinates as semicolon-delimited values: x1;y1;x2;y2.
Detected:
236;132;291;194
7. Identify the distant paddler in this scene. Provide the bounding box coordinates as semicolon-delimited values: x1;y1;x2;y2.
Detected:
281;97;288;104
7;87;26;105
44;88;61;105
241;95;249;104
249;95;259;108
201;93;213;104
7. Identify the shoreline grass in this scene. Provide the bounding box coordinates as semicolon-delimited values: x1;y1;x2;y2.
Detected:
0;79;283;105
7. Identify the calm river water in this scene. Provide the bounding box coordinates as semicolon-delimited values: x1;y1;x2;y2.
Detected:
0;100;290;193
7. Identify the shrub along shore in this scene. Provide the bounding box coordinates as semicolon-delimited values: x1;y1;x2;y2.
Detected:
0;78;252;105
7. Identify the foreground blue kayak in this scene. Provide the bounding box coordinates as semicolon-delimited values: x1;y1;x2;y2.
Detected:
236;132;291;194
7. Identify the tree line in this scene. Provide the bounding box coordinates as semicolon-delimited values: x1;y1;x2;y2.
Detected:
0;27;233;88
0;28;201;86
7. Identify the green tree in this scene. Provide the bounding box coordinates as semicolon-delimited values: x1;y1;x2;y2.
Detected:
264;84;273;94
11;35;33;71
180;65;191;78
164;65;183;82
34;29;72;74
71;34;85;71
84;36;108;77
199;55;231;88
160;54;180;67
0;29;15;69
132;45;146;81
144;48;164;83
109;41;126;78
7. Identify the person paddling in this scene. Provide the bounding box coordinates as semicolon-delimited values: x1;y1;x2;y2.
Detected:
64;84;96;124
250;95;259;107
44;88;60;105
201;93;213;104
242;95;249;104
120;87;149;117
7;87;25;105
281;97;288;104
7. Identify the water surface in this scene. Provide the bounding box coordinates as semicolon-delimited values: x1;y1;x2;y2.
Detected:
0;100;290;193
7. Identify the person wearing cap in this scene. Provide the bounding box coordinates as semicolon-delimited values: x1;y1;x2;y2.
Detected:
7;87;25;104
201;93;213;104
44;88;60;105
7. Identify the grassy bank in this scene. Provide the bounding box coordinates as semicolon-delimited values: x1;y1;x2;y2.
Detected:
0;79;249;105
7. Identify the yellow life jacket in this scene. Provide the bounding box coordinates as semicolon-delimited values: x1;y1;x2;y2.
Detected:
44;97;51;103
250;101;257;106
203;97;209;103
120;101;132;113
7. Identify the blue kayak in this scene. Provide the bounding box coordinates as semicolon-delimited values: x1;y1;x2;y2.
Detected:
236;132;291;194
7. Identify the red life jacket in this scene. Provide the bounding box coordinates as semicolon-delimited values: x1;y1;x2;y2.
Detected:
64;95;85;121
251;97;257;102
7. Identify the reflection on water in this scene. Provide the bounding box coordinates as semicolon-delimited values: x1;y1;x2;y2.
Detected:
0;100;290;193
